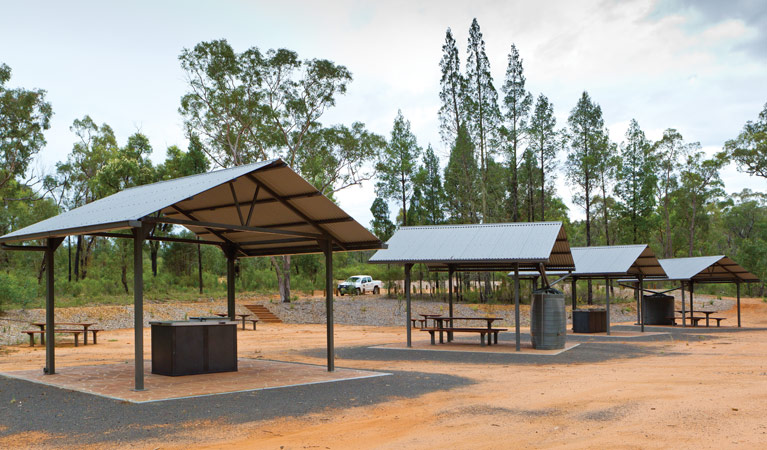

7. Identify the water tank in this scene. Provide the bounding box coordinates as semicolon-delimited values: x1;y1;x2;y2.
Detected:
530;288;566;349
643;293;675;325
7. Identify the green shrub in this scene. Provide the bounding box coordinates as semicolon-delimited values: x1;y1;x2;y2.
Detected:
0;272;37;310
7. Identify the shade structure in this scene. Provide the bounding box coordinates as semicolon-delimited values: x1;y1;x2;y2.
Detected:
618;255;760;330
515;244;666;280
0;158;382;255
369;222;574;271
368;222;575;351
513;245;666;335
0;158;383;390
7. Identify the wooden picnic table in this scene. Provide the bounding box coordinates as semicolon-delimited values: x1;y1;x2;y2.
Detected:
214;313;253;330
431;316;504;344
31;322;97;345
677;310;720;327
412;314;442;329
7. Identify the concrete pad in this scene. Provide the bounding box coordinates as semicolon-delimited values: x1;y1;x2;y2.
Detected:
0;358;389;403
570;330;669;338
371;340;580;356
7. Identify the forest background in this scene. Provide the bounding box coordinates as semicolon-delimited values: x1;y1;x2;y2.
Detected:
1;18;766;311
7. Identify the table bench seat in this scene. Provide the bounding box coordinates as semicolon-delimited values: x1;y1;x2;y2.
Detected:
243;319;258;330
22;330;83;347
420;327;507;346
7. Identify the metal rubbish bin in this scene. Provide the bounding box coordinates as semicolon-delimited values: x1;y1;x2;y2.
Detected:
531;288;566;350
572;309;607;333
643;293;675;325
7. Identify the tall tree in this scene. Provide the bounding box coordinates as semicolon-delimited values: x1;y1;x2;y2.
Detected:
0;63;52;191
179;39;384;302
594;135;618;245
566;92;605;304
680;150;725;256
444;124;480;223
376;111;421;226
724;102;767;179
415;145;446;225
464;19;501;221
370;197;396;241
566;92;605;248
654;128;685;257
438;28;465;145
615;119;657;244
527;94;559;221
501;44;533;222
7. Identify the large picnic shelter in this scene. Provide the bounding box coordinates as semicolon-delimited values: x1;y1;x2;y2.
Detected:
518;244;667;335
368;222;575;350
0;159;383;391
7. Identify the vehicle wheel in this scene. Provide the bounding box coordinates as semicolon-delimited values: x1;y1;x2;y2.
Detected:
356;288;361;295
338;291;344;296
373;286;380;295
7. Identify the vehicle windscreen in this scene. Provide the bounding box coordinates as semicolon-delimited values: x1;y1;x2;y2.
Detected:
345;277;361;283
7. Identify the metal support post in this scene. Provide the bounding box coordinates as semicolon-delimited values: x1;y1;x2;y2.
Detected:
605;277;611;336
405;264;412;348
514;263;521;351
133;224;151;391
44;238;63;375
323;240;335;371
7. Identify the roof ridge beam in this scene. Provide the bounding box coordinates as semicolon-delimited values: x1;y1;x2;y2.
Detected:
147;216;323;239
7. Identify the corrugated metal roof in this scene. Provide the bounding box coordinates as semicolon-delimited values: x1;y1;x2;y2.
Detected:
514;244;666;279
658;256;760;282
368;222;574;270
0;159;382;257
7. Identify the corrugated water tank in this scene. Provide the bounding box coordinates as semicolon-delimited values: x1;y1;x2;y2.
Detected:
530;288;566;350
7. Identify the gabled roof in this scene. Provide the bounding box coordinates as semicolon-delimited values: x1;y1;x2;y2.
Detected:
658;255;759;283
514;244;665;279
0;159;382;257
368;222;574;271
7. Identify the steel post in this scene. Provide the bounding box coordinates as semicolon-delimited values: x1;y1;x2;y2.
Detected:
514;263;520;351
324;240;335;371
44;238;62;375
605;278;611;336
737;282;741;328
405;264;412;347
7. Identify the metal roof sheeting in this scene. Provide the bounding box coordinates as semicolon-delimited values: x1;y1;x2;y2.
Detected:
368;222;574;270
0;159;382;257
658;256;759;283
514;244;666;279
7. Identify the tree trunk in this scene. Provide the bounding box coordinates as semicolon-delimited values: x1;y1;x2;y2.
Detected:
197;239;203;294
74;236;82;281
540;139;546;221
688;193;697;257
150;241;159;277
121;263;129;294
272;255;292;302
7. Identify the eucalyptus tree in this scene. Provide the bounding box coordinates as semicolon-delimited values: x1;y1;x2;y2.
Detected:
0;63;52;192
376;111;421;226
178;39;385;302
680;150;725;256
724;102;767;179
527;94;559;221
501;44;533;222
54;116;119;280
566;92;605;248
615;119;657;244
416;145;446;225
438;28;465;145
444;124;480;224
594;136;618;245
654;128;685;257
464;19;501;221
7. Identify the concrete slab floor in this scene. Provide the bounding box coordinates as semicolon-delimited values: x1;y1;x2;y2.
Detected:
372;340;580;355
0;358;389;403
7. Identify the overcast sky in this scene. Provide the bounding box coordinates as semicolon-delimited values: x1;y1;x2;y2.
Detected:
1;0;765;226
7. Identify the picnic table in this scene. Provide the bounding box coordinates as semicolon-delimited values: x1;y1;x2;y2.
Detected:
411;313;442;329
422;316;506;346
30;322;98;345
214;313;256;330
676;310;724;327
